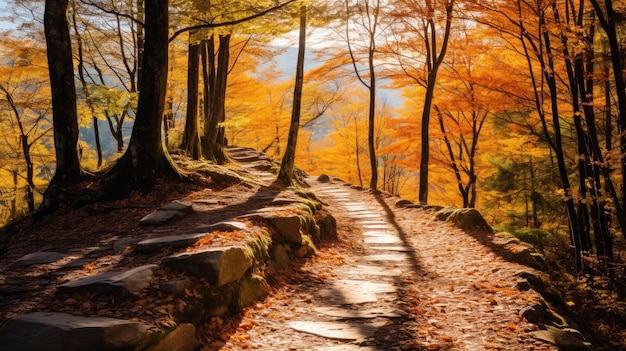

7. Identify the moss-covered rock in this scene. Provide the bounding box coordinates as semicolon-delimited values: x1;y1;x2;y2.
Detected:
237;274;270;309
435;207;492;231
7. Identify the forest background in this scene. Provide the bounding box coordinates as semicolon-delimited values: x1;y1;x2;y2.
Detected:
0;0;625;279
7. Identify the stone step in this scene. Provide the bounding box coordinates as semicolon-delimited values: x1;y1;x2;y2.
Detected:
0;312;158;351
56;264;158;297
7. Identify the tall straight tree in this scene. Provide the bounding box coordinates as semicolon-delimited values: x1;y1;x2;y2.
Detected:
180;38;202;160
278;4;306;186
417;0;454;203
589;0;626;232
104;0;180;195
40;0;82;212
387;0;454;203
345;0;382;192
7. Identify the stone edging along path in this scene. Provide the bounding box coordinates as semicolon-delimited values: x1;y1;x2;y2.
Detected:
0;147;591;350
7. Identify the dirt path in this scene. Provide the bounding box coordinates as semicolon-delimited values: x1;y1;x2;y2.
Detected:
198;174;557;351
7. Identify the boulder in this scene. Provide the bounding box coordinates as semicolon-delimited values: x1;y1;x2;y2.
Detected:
268;215;304;244
395;199;414;208
315;209;338;241
161;247;252;287
435;207;492;231
0;312;157;351
237;274;270;309
317;174;331;182
56;264;158;297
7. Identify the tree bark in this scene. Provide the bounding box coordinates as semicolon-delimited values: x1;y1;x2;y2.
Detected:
40;0;82;212
278;5;306;186
104;0;180;195
202;35;229;164
180;41;201;160
418;0;454;204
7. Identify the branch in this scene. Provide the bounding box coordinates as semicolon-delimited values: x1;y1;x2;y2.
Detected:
169;0;297;43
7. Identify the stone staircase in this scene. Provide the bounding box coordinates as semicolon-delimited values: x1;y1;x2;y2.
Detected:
0;147;337;351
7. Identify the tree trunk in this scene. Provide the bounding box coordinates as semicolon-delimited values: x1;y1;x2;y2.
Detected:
418;1;454;204
104;0;180;195
71;1;103;168
202;35;229;164
589;0;626;237
180;41;201;160
40;0;82;212
278;5;306;186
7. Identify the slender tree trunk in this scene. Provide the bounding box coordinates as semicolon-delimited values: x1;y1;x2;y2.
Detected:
278;5;306;186
136;0;144;88
71;0;103;167
590;0;626;237
418;1;454;204
366;10;378;192
354;117;363;187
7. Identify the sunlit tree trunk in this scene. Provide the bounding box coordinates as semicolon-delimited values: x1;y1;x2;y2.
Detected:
418;0;454;204
345;0;380;192
278;5;306;186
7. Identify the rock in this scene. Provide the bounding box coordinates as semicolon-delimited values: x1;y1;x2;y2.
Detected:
237;274;270;309
516;279;532;291
193;221;248;233
516;271;549;293
507;246;547;271
289;320;386;341
139;211;184;226
56;264;158;297
531;326;592;351
10;252;68;266
158;279;192;296
147;323;198;351
395;199;414;207
434;207;492;231
160;200;194;213
293;234;317;258
0;312;157;351
268;215;304;244
162;247;252;287
520;300;566;326
135;233;209;253
314;306;407;319
112;237;137;253
270;244;290;271
316;210;337;241
317;174;331;182
139;201;194;226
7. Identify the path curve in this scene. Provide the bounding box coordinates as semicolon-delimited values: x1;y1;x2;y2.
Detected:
201;165;557;350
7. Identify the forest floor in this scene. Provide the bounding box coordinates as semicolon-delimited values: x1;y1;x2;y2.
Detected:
0;150;623;350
